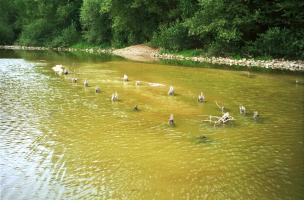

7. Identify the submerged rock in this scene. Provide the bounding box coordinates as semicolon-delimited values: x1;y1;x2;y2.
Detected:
52;64;65;75
196;136;209;144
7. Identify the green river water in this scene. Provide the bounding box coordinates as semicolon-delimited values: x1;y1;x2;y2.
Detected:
0;50;303;200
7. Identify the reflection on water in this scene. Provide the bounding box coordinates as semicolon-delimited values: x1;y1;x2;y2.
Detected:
0;50;303;199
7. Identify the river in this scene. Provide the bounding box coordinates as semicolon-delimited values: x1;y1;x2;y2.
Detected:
0;50;303;199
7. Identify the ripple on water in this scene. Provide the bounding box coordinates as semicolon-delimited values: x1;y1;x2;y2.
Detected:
1;57;303;199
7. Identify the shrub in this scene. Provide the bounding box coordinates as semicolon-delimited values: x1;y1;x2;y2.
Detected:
246;27;304;59
0;22;14;44
18;19;53;46
80;0;112;45
50;23;80;47
151;22;191;51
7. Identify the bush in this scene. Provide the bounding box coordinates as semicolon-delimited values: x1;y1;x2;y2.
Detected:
50;23;80;47
80;0;112;45
0;22;14;44
151;22;191;51
246;27;304;59
18;19;53;46
111;30;128;48
0;0;17;44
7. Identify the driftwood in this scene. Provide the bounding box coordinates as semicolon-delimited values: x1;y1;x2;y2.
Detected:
215;101;225;113
52;64;68;75
202;112;235;126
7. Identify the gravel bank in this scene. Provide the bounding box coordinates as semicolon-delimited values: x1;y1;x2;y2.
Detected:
153;53;304;72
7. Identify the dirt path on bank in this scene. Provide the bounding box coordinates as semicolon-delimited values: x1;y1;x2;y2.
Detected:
112;44;159;62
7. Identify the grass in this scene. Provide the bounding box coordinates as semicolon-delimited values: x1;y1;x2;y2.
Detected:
160;48;275;62
159;49;204;57
70;41;111;49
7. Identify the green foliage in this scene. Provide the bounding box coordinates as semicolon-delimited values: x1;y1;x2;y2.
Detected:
246;27;304;59
80;0;112;45
0;23;15;44
0;0;18;44
110;0;179;46
16;0;82;46
151;22;190;50
18;19;54;46
71;41;110;49
185;0;248;55
160;49;203;57
0;0;303;59
50;23;80;47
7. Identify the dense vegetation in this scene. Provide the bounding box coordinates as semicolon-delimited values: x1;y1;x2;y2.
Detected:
0;0;303;59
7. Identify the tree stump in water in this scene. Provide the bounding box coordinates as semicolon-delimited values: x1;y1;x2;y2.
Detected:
168;86;174;96
253;111;259;120
84;80;89;87
239;105;246;115
198;92;205;103
168;114;175;126
95;87;101;93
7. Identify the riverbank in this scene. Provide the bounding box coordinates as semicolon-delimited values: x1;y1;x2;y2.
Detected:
0;45;112;54
153;52;304;72
1;45;303;72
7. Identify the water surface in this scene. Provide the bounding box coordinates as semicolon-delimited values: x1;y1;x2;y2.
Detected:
0;50;303;199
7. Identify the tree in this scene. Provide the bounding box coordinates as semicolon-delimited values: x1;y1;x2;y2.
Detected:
0;0;18;44
80;0;112;45
17;0;82;46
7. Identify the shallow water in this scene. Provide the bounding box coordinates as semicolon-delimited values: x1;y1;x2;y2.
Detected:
0;50;303;200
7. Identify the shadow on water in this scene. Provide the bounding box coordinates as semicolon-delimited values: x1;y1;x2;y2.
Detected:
194;135;212;144
0;49;124;64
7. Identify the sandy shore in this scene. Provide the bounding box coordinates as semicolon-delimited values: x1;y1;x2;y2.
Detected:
1;45;303;72
112;44;159;62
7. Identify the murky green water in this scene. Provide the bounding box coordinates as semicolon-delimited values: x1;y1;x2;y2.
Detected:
0;50;303;200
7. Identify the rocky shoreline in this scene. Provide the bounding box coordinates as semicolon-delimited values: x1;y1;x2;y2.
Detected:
153;53;304;72
1;45;303;72
0;45;112;54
